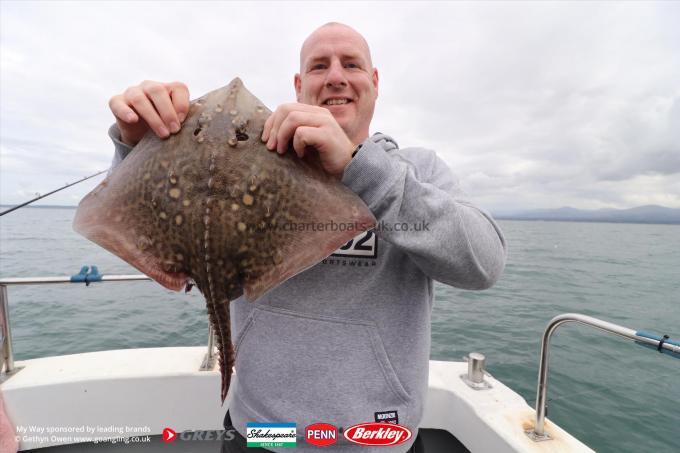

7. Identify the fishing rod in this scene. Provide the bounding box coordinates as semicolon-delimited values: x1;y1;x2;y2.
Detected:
0;169;108;217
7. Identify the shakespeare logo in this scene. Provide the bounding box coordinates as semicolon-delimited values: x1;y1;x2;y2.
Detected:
246;422;296;448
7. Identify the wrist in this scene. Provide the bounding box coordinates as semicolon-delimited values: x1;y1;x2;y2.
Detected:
334;143;358;180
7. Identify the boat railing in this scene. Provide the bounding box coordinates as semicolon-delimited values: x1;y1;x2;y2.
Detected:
527;313;680;441
3;275;678;441
0;269;216;377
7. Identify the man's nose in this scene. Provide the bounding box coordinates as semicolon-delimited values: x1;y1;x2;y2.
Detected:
325;61;347;88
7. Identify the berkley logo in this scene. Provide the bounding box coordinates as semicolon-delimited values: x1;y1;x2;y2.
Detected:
305;423;338;447
343;422;412;446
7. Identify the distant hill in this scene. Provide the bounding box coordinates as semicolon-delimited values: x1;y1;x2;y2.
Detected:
495;205;680;225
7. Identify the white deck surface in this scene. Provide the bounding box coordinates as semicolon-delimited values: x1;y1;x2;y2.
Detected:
3;347;227;450
2;348;593;452
424;361;593;452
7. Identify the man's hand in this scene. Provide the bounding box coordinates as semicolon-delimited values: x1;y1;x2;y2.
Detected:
109;81;190;147
261;103;355;178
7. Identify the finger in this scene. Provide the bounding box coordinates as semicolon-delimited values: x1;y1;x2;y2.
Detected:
126;88;170;138
109;95;138;123
166;81;190;123
292;126;322;158
266;105;291;151
265;103;316;150
262;111;275;144
276;111;322;154
144;83;180;133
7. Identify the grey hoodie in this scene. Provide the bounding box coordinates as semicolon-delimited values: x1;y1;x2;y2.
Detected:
109;127;507;452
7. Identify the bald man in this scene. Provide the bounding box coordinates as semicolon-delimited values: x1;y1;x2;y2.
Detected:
108;22;506;453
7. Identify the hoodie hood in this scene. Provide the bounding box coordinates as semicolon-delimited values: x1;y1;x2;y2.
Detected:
369;132;399;152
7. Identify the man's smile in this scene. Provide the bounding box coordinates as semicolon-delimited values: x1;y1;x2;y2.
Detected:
322;97;353;106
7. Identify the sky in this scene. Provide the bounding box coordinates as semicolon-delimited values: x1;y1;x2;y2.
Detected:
1;1;679;213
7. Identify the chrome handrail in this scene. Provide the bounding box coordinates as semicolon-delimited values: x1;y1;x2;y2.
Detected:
526;313;680;441
0;275;151;285
0;274;216;375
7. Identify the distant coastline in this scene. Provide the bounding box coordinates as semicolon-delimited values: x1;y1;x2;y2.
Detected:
2;204;679;225
493;205;680;225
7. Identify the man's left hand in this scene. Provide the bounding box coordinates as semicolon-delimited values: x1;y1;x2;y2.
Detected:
261;103;354;178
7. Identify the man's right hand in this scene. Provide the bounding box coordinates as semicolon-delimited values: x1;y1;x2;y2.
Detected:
109;80;190;147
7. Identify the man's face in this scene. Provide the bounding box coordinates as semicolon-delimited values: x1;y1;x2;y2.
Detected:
295;25;379;145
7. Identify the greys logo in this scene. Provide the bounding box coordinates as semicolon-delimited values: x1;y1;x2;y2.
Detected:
177;429;237;441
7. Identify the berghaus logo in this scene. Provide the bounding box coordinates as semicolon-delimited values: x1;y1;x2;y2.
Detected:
343;422;412;446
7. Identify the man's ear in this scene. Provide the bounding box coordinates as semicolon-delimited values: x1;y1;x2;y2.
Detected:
372;68;379;99
294;73;302;102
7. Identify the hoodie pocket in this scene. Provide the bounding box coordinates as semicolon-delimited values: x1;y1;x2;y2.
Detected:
233;304;411;422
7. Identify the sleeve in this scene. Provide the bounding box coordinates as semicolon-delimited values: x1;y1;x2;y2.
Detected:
108;123;133;175
341;140;507;290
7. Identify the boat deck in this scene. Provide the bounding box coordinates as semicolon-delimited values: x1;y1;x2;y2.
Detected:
5;348;593;452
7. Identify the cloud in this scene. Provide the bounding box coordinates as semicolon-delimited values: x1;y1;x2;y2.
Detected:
1;1;679;211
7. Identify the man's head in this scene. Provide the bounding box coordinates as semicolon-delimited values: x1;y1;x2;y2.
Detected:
295;22;379;145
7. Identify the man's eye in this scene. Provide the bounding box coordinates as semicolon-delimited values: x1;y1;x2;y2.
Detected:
311;64;326;70
346;63;360;69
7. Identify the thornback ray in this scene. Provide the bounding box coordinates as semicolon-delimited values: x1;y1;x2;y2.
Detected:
73;78;376;403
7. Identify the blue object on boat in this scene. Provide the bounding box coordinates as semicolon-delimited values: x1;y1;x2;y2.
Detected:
70;265;104;285
70;266;90;283
635;331;680;359
87;266;103;283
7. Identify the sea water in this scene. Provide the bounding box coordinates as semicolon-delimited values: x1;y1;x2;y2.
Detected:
1;208;678;452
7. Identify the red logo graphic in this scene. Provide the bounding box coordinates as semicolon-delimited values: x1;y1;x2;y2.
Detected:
162;427;177;443
343;422;412;446
305;423;338;447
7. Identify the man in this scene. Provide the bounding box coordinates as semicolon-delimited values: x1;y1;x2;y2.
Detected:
108;22;506;453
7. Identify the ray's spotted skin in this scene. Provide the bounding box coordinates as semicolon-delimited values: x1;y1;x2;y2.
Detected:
74;78;376;402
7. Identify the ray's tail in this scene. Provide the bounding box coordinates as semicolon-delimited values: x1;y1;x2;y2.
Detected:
206;296;235;404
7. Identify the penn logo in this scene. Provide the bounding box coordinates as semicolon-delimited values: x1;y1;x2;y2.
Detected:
343;422;412;446
305;423;338;447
